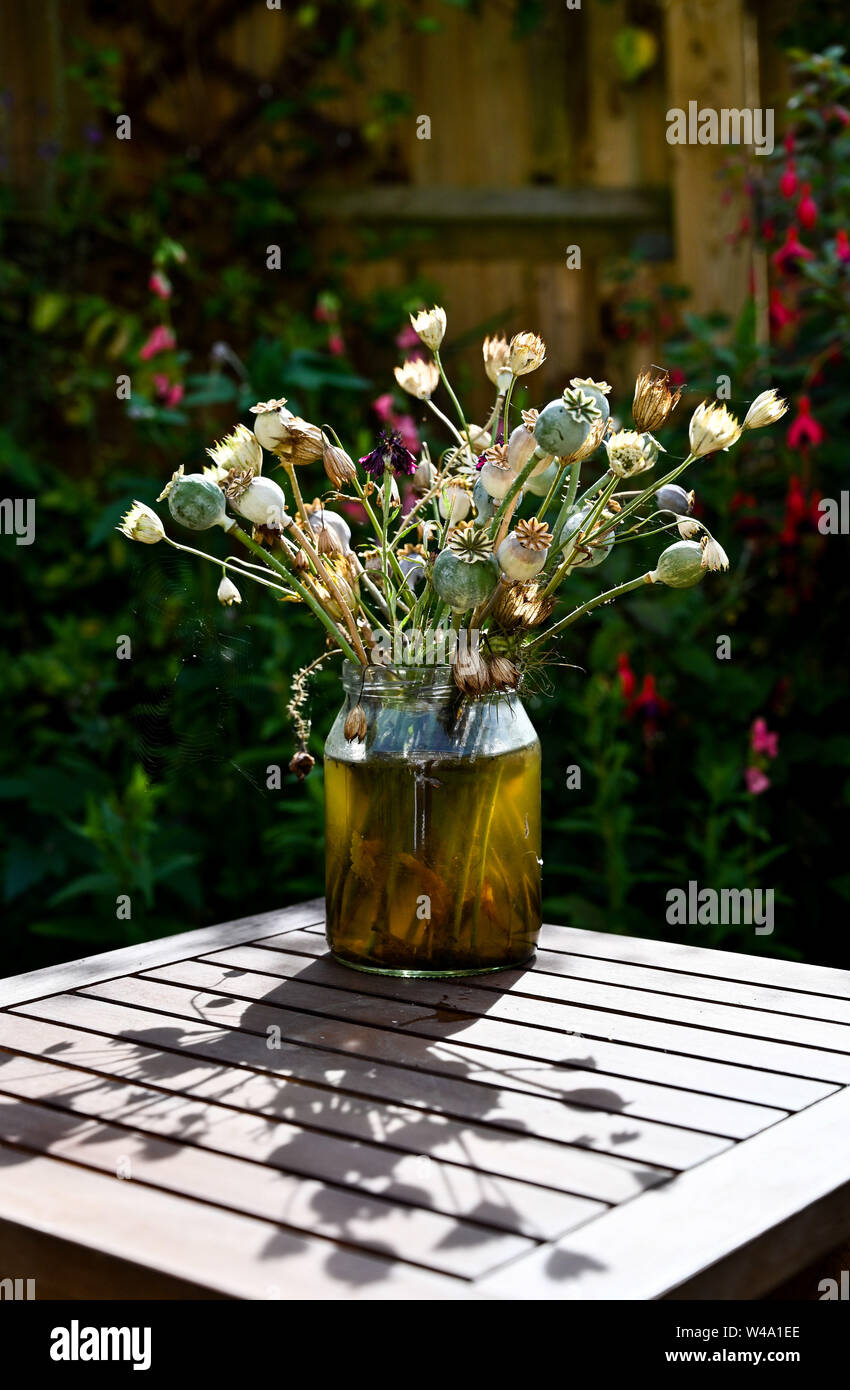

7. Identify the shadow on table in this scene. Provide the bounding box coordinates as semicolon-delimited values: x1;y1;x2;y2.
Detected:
0;948;666;1292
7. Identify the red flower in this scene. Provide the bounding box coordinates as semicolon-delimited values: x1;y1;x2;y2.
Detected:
616;652;636;702
796;183;818;230
786;396;825;450
769;288;796;332
327;334;345;357
627;674;671;723
779;162;797;199
148;271;172;300
772;224;814;273
761;219;776;242
836;229;850;264
783;130;796;154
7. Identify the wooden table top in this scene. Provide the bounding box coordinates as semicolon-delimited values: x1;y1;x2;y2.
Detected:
1;898;849;1300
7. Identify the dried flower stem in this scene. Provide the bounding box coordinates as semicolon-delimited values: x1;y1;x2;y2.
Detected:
434;349;473;454
287;519;368;663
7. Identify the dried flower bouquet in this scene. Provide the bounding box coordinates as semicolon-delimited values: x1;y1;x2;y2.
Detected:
119;306;787;764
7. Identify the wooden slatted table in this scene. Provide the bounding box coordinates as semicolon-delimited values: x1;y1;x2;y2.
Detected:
1;898;849;1300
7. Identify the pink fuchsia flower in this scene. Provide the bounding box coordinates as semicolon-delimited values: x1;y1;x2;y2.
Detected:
796;183;818;230
166;383;184;408
779;162;797;199
751;717;778;759
771;224;814;273
153;374;183;409
769;288;797;332
327;333;345;357
835;229;850;263
372;393;395;423
139;324;176;360
787;396;825;450
148;271;172;300
746;767;771;795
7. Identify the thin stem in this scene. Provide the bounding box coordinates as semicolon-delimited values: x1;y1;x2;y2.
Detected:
541;474;619;598
525;572;654;651
228;523;363;665
426;396;464;445
434;348;472;453
287;518;368;664
283;460;311;528
535;463;568;522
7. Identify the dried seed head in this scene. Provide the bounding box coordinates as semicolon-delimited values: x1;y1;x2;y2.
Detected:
508;332;547;377
453;643;491;697
633;367;683;433
322;435;356;488
446;520;495;564
491;580;555;632
344;704;368;742
488;655;520;691
289;750;316;780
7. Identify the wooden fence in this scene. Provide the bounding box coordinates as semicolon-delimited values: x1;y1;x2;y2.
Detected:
1;0;797;406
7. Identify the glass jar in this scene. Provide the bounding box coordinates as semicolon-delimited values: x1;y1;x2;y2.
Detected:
324;662;542;977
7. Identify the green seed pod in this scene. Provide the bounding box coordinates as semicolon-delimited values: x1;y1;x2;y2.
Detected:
534;399;590;459
651;540;705;588
472;476;496;521
432;548;498;611
524;459;560;497
167;473;230;531
560;504;614;568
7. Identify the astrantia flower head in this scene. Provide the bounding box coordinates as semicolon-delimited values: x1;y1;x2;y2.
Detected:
409;305;446;352
743;389;789;431
482;335;511;386
446;521;495;565
205;423;263;482
689;401;742;458
633;367;683;433
118;501;165;544
606;429;655;478
394;358;440;400
359;429;418;478
508;332;546;377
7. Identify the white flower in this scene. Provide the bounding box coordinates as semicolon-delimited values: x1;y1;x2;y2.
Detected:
393;358;440;400
605;429;653;478
700;535;730;571
743;389;788;431
676;516;702;539
217;575;242;606
688;402;742;458
409;305;446;352
482;335;510;386
508;331;546;376
206;423;263;481
117;501;165;544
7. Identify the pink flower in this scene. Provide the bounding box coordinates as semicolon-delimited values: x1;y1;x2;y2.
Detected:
139;324;176;360
779;162;797;199
166;383;184;407
769;288;796;332
746;767;771;796
835;229;850;263
153;374;183;409
327;333;345;357
751;717;778;759
787;395;825;450
797;183;818;230
394;413;421;454
395;324;421;351
372;393;395;423
148;271;172;300
771;224;814;274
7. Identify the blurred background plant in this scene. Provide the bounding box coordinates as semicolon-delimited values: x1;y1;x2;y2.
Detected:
1;0;847;974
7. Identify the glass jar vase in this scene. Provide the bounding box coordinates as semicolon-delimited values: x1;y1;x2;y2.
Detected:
324;662;542;977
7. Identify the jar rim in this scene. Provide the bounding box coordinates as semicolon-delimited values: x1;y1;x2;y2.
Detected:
342;659;456;697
